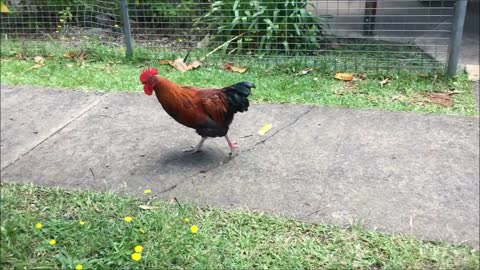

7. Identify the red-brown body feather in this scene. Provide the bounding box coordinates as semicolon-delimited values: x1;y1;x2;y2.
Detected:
147;75;253;138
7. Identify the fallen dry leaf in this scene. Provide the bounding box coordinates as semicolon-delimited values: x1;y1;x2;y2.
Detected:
33;56;44;64
229;66;247;73
139;205;160;210
169;58;202;72
190;60;202;69
159;59;174;65
334;73;353;81
63;51;76;59
170;58;189;72
222;62;247;73
423;93;452;107
64;50;87;60
258;123;273;136
298;68;313;76
379;78;390;87
76;50;88;60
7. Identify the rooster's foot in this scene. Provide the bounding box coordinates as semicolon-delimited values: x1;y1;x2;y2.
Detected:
228;140;240;154
225;135;239;155
230;141;239;150
183;137;206;153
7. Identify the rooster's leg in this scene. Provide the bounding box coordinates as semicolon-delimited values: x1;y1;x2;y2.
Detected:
225;134;239;153
183;137;206;153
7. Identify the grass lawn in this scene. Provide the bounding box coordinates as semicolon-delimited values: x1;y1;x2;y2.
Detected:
0;41;477;116
1;184;478;269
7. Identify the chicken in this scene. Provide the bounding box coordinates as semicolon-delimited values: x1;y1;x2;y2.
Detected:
139;68;254;154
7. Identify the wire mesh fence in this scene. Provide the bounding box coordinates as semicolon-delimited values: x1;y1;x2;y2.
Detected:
0;1;123;56
0;0;465;73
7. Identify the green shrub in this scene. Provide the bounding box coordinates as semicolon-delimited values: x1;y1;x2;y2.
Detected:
197;0;330;55
130;0;205;32
1;0;101;33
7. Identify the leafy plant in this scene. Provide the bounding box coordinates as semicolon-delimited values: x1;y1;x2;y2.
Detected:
57;7;74;33
1;0;98;34
196;0;331;55
130;0;204;32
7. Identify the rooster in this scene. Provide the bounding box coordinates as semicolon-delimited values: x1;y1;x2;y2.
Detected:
139;68;254;154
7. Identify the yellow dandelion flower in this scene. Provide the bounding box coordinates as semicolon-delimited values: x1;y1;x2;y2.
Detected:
75;264;83;270
59;19;65;22
57;25;62;28
131;252;141;261
35;223;42;229
143;189;151;194
124;216;133;222
190;225;199;234
79;220;86;225
184;217;190;223
49;239;56;245
134;245;143;253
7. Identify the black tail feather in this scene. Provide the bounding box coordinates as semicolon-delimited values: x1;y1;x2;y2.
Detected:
223;81;255;113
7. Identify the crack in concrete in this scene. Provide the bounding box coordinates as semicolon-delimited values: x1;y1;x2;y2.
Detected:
150;106;314;198
242;106;314;154
1;94;106;171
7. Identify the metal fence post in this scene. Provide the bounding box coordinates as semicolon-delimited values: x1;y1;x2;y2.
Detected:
120;0;133;59
446;0;468;76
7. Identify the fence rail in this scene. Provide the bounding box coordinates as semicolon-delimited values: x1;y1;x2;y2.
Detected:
0;0;468;74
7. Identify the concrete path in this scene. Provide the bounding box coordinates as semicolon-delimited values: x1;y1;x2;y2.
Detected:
1;85;479;247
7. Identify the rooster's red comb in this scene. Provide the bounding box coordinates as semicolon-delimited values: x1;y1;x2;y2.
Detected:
139;68;158;83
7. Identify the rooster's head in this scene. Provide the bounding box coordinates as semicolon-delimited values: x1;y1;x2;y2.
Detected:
139;68;158;96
